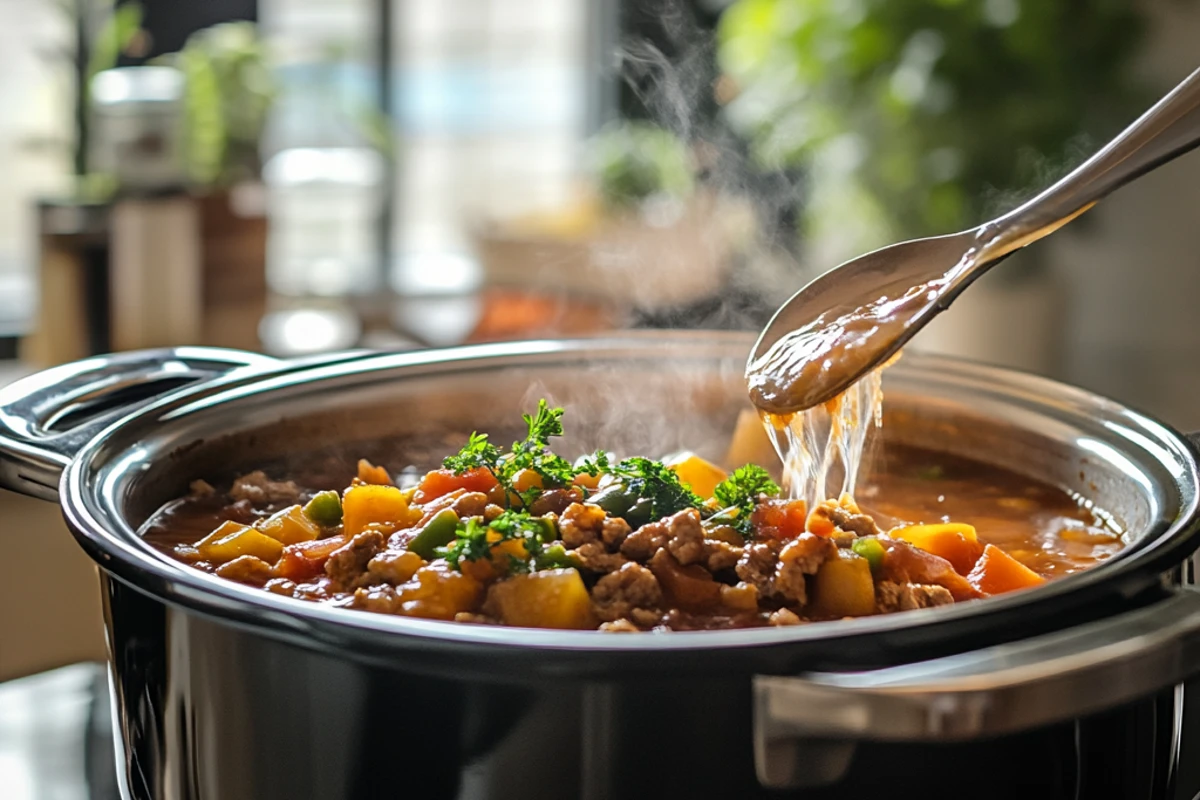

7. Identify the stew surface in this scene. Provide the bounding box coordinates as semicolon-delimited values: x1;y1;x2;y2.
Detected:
142;402;1125;631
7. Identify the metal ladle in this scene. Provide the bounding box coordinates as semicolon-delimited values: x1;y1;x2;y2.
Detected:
748;66;1200;417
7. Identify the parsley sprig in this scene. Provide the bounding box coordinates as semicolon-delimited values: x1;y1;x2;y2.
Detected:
605;456;704;520
437;510;574;573
443;401;705;522
711;464;781;536
443;400;577;508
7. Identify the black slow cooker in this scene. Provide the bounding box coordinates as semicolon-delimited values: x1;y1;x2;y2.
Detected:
3;332;1200;799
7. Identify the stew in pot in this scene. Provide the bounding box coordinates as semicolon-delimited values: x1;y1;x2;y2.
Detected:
142;401;1125;631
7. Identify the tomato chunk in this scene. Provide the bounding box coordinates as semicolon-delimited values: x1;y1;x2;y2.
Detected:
413;468;500;504
751;498;808;540
276;536;347;582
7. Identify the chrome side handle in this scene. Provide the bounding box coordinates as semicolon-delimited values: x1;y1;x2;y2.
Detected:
755;588;1200;790
0;347;279;502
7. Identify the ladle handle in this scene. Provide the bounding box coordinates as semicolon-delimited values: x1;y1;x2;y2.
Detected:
976;65;1200;261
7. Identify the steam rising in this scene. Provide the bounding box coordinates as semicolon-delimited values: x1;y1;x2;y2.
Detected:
609;1;811;330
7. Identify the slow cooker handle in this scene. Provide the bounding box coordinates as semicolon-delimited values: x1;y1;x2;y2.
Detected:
0;347;280;501
754;587;1200;790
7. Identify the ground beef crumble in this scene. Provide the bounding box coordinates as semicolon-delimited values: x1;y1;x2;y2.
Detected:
229;471;302;505
876;581;954;612
450;491;489;520
663;509;707;566
573;541;629;573
620;520;669;561
591;562;664;622
214;555;274;586
735;541;781;598
325;531;386;589
560;503;606;548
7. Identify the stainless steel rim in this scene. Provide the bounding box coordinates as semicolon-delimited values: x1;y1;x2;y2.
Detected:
45;333;1200;660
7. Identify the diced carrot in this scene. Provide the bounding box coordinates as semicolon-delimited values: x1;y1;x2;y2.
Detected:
412;468;500;504
752;499;808;540
806;513;835;537
357;459;392;485
967;544;1046;596
889;524;984;576
276;536;347;582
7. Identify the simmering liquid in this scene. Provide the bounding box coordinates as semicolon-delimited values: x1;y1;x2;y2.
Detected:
859;448;1124;578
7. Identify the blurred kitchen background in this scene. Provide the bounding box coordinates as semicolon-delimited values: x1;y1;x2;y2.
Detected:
2;0;1199;698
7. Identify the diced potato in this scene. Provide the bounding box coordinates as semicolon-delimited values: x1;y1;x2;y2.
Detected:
889;523;983;575
395;563;484;620
485;569;596;629
664;452;728;499
810;550;876;618
491;538;529;565
967;544;1046;596
724;409;777;471
720;582;759;611
196;521;284;565
649;549;720;611
343;484;420;536
257;505;320;545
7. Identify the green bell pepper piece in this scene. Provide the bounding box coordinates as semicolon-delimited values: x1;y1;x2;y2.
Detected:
303;490;343;527
407;509;461;560
851;537;886;572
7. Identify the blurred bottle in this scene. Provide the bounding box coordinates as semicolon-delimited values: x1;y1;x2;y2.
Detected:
89;66;187;192
262;145;383;296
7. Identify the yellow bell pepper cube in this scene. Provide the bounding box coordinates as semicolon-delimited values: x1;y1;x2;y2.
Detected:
664;451;728;499
257;505;320;545
196;521;284;565
343;484;417;536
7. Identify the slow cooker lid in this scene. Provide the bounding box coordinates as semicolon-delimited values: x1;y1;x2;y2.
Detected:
57;334;1200;675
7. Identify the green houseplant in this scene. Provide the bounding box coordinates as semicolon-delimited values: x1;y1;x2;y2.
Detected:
716;0;1161;373
169;21;275;188
717;0;1151;265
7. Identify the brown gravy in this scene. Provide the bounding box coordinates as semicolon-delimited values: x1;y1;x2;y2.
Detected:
746;282;940;415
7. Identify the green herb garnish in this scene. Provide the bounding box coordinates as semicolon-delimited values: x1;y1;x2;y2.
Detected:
443;399;577;508
604;456;704;520
442;431;503;477
443;402;703;522
711;464;781;536
437;509;571;573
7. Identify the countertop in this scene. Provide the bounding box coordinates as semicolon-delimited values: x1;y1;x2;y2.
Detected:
0;663;118;800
